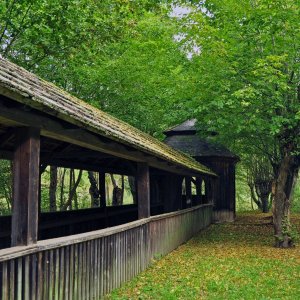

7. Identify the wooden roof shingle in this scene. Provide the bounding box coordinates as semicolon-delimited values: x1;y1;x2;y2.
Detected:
0;58;215;176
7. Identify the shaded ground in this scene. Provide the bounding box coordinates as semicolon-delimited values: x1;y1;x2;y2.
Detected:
108;212;300;300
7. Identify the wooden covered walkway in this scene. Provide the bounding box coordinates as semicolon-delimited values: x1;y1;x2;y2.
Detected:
0;58;215;299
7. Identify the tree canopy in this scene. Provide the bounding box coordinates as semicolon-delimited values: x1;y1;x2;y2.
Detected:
0;0;299;246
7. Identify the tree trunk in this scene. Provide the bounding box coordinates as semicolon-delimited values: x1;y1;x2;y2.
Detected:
255;180;272;213
128;176;137;204
261;194;269;213
110;174;122;206
68;169;74;210
120;175;124;205
62;169;83;211
88;171;100;207
248;183;262;210
73;171;79;210
49;166;58;212
59;168;67;210
272;155;299;248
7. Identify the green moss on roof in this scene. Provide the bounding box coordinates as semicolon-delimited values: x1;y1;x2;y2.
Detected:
0;58;215;176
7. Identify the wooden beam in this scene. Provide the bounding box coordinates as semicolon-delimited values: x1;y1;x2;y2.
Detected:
0;100;203;177
41;158;134;176
137;163;150;219
11;127;40;246
185;177;192;207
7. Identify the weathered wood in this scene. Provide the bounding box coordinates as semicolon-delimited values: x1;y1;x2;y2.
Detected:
196;177;202;205
185;177;192;207
0;100;204;177
137;163;150;219
11;127;40;246
0;205;212;299
162;175;183;213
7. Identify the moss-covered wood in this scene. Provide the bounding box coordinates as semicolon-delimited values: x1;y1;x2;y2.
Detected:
0;58;215;176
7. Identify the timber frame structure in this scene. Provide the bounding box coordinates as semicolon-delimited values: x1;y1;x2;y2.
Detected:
0;58;216;299
164;119;239;223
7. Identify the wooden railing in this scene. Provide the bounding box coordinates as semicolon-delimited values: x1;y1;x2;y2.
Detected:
0;205;138;248
0;204;212;300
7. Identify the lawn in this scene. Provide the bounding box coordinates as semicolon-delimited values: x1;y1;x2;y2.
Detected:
107;212;300;300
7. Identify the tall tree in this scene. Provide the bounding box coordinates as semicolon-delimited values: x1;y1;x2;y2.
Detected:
88;171;100;207
0;1;188;137
246;156;273;213
179;0;300;247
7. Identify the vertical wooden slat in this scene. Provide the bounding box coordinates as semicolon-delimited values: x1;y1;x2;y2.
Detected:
59;248;65;300
114;234;118;289
103;236;108;296
78;243;82;300
17;257;22;300
24;256;30;300
48;250;54;300
100;238;104;297
69;245;74;300
54;249;59;300
107;235;111;294
2;262;8;300
86;241;90;300
92;240;97;299
185;177;192;208
74;243;79;300
30;255;37;300
12;127;40;247
37;252;43;300
196;177;202;205
9;259;15;300
92;240;96;298
43;251;49;300
65;246;70;300
137;163;150;219
82;242;87;298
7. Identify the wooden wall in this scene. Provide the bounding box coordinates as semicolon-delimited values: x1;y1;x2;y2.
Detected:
197;157;237;222
0;204;212;300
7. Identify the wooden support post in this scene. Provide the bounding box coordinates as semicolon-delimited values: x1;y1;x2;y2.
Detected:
185;177;192;207
137;163;150;219
11;127;40;246
99;173;106;208
99;172;108;227
204;177;209;204
196;177;202;205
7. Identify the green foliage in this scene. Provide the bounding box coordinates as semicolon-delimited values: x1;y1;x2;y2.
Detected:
39;168;134;212
0;160;12;215
0;0;183;137
1;0;299;217
177;0;300;162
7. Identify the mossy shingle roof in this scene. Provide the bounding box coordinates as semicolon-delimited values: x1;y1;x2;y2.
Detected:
164;119;238;159
0;58;215;176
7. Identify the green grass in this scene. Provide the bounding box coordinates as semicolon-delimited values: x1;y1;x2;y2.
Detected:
107;212;300;300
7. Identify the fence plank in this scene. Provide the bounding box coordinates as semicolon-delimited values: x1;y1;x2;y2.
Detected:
0;205;212;299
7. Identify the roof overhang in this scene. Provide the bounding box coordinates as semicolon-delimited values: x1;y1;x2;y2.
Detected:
0;58;216;177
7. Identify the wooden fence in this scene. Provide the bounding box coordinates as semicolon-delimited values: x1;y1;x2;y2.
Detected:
0;204;212;300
